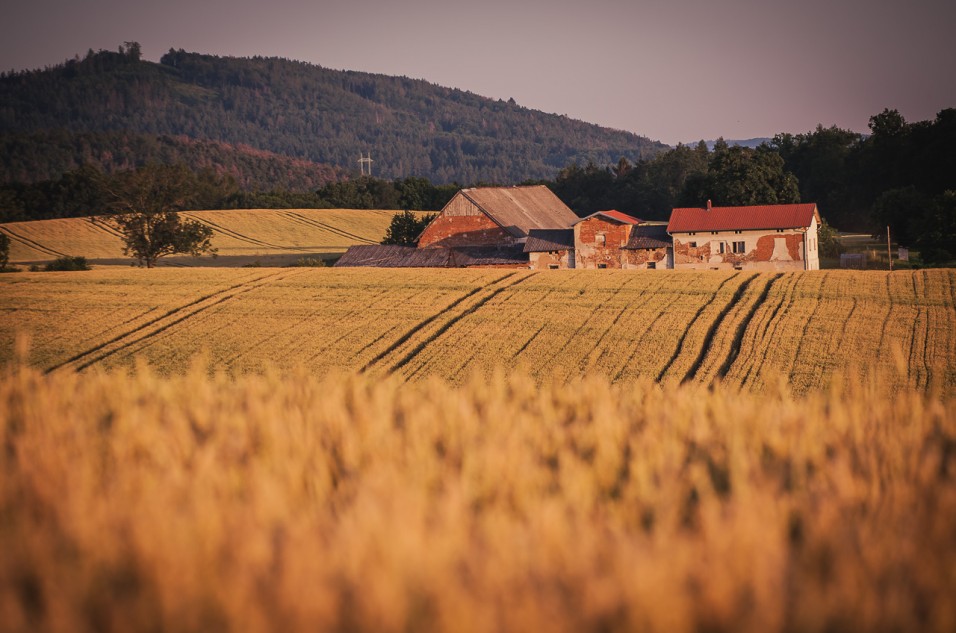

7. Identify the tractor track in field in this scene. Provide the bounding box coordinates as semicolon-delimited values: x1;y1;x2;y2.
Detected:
787;271;830;385
399;274;535;380
738;275;796;388
540;276;641;372
655;273;741;383
282;211;377;244
0;226;68;259
182;213;313;252
359;272;518;373
46;270;296;373
613;291;684;383
712;273;784;384
361;272;535;376
908;272;927;388
681;273;759;384
87;217;127;240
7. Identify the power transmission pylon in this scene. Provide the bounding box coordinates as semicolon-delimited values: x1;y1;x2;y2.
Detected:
358;153;373;176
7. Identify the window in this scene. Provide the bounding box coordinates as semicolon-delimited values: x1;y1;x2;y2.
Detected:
776;229;785;233
689;241;697;248
596;234;606;245
688;232;697;236
732;241;746;253
717;242;726;254
548;264;559;270
597;263;608;269
711;231;719;235
647;261;656;269
734;230;742;235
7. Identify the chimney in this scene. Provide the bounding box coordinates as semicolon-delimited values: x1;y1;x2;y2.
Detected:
706;199;712;211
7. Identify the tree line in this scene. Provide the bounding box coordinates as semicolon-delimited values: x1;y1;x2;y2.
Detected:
0;165;460;223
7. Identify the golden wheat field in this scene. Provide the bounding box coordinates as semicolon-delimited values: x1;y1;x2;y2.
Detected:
1;360;954;633
2;267;955;632
1;268;954;393
0;208;406;267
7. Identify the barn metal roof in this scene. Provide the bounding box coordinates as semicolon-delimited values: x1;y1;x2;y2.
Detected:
573;210;642;225
667;203;819;233
460;186;578;237
335;244;527;268
622;224;671;250
524;229;575;252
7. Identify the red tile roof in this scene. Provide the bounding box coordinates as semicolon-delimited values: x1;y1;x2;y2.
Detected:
667;203;819;233
574;210;642;226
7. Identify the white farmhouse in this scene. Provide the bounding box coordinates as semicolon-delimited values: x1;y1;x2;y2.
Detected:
668;201;821;271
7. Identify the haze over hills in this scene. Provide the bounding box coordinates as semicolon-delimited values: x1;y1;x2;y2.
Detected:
0;45;668;186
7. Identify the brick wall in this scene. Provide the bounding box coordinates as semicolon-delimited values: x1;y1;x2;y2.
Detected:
574;218;631;269
418;213;514;248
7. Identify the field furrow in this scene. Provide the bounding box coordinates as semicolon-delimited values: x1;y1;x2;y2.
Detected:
389;273;534;378
2;268;954;393
0;225;69;258
734;273;801;387
283;211;377;244
182;213;311;252
712;273;785;383
360;272;520;374
52;270;298;373
679;273;758;383
655;273;742;382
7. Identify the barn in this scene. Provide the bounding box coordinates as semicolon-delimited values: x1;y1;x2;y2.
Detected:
417;185;579;248
668;201;821;271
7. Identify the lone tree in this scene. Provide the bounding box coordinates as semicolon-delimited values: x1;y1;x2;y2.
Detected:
98;164;230;268
381;210;435;246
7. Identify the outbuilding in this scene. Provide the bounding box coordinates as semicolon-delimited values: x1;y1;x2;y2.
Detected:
668;201;821;271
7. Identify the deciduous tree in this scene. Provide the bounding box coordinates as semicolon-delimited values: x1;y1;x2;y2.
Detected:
98;164;221;268
381;210;436;246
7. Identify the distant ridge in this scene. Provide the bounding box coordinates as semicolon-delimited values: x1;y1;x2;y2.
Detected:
0;46;669;186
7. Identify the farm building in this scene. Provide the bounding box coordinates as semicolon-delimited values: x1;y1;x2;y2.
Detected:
336;185;824;272
524;229;575;269
334;244;527;268
573;210;642;269
622;223;672;269
668;201;821;271
417;185;579;248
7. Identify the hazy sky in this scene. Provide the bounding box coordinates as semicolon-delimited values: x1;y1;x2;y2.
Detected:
3;0;955;145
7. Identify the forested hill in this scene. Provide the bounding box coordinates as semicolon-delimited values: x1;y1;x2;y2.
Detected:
0;46;667;185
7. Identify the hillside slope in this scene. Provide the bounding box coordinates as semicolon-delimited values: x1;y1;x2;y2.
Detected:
0;208;404;266
2;268;953;394
0;47;668;185
0;131;345;190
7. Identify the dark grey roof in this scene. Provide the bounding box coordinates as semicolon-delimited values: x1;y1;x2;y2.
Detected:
524;229;575;253
335;245;527;268
459;186;578;238
623;224;671;250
